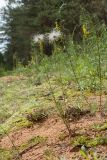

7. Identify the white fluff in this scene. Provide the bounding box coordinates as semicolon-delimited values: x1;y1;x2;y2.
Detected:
48;30;62;42
33;30;62;43
33;34;44;43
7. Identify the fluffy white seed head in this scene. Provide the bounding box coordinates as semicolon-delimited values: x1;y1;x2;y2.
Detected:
33;34;44;43
48;29;62;42
33;30;62;43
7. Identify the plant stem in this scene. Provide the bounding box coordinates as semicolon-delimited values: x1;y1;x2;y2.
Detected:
0;126;22;160
98;40;102;113
46;74;72;138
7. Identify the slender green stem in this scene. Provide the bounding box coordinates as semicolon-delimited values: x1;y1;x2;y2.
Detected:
46;74;72;138
98;40;102;113
0;126;22;160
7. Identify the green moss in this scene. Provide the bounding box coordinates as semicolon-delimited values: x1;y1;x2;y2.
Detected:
72;136;107;148
12;116;33;129
93;122;107;131
88;137;107;147
43;149;56;160
0;114;33;136
58;132;67;141
19;136;47;153
71;136;89;147
26;108;48;123
0;148;14;160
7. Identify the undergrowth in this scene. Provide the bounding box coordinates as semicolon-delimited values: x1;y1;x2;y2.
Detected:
0;23;107;159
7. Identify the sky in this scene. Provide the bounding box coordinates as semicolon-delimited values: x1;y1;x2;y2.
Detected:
0;0;6;9
0;0;7;53
0;0;21;53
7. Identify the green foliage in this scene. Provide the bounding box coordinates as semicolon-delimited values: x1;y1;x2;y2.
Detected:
19;136;47;154
44;149;56;160
1;0;107;68
80;149;98;160
0;148;14;160
72;136;89;147
0;68;6;77
25;108;48;123
80;150;90;160
1;24;107;135
0;17;107;159
72;135;107;148
93;122;107;131
0;114;33;136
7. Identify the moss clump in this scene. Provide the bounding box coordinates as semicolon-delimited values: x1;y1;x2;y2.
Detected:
0;148;13;160
93;122;107;131
12;116;33;129
72;136;107;148
19;136;47;154
25;108;48;123
44;149;56;160
71;136;89;147
1;115;33;137
0;136;47;159
58;132;67;141
88;137;107;147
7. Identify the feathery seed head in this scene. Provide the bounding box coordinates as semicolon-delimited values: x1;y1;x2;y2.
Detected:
48;29;62;42
33;34;44;43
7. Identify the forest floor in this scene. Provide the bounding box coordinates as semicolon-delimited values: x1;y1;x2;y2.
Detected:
0;75;107;160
